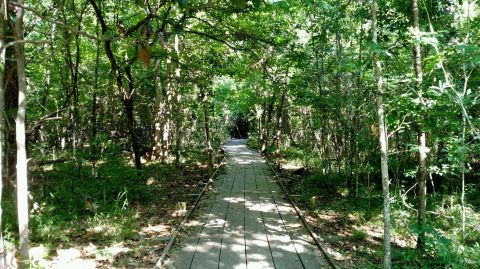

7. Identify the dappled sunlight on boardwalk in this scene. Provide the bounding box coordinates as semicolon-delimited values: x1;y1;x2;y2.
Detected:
166;139;330;269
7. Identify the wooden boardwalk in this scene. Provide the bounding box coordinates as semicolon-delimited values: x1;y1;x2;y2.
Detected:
166;139;330;269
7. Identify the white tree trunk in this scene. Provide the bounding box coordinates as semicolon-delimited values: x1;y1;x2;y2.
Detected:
412;0;427;250
173;33;182;165
372;0;392;268
152;59;163;160
0;4;7;268
14;0;30;267
461;117;466;240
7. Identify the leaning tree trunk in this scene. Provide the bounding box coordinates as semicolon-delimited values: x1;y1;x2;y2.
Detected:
372;0;392;268
412;0;427;251
14;1;30;266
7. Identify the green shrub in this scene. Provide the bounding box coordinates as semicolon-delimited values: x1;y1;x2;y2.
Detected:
246;137;260;150
352;229;367;241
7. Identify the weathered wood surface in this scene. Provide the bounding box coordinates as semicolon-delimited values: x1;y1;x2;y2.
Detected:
166;139;330;269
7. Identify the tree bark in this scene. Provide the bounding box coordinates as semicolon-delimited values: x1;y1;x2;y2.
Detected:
412;0;427;251
200;88;213;177
152;59;163;160
274;89;286;156
0;5;7;267
14;0;30;266
461;117;466;240
372;1;392;268
161;39;174;163
263;87;276;153
260;101;267;152
173;33;182;166
63;2;87;180
91;17;100;176
4;21;18;184
125;65;142;171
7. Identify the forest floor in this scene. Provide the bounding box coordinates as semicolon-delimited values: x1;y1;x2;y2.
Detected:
8;151;220;269
271;162;416;269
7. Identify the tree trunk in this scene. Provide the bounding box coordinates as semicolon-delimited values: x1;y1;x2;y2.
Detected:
162;41;174;163
91;18;100;176
274;89;286;156
34;6;58;146
125;65;142;171
201;89;213;177
173;34;182;166
255;104;263;146
14;1;30;266
4;24;18;185
88;0;142;171
412;0;427;251
372;1;391;268
0;6;7;267
260;102;267;152
461;117;466;240
263;89;276;152
152;59;163;160
67;4;87;180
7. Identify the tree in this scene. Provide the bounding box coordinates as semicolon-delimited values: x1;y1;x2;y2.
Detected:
14;0;30;266
0;1;478;268
87;0;152;171
0;3;7;267
372;0;391;267
412;0;427;251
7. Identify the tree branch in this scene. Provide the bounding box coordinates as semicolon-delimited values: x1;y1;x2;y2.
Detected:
184;29;248;51
124;13;154;37
0;39;49;52
26;108;66;134
9;2;101;41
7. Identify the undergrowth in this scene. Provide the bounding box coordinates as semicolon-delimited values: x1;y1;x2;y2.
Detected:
265;142;480;268
2;147;211;267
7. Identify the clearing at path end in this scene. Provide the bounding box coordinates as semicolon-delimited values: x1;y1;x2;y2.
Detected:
166;139;331;269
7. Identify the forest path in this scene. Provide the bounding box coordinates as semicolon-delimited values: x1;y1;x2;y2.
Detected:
166;139;330;269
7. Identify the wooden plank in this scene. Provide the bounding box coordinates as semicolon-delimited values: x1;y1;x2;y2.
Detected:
166;177;226;269
260;196;304;269
219;163;247;269
245;200;275;268
167;162;234;269
189;234;223;269
244;162;275;269
166;140;331;269
191;164;238;268
274;199;330;268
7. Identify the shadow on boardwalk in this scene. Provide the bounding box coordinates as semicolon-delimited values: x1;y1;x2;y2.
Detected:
166;139;330;269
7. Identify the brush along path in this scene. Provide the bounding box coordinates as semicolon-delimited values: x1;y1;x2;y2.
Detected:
165;139;331;269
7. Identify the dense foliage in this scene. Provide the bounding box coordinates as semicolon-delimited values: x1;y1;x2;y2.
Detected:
0;0;479;268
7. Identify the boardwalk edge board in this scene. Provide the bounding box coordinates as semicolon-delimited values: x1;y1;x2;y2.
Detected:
263;157;341;269
154;147;227;269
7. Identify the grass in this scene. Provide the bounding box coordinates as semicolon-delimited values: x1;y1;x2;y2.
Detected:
2;148;214;268
268;148;480;269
